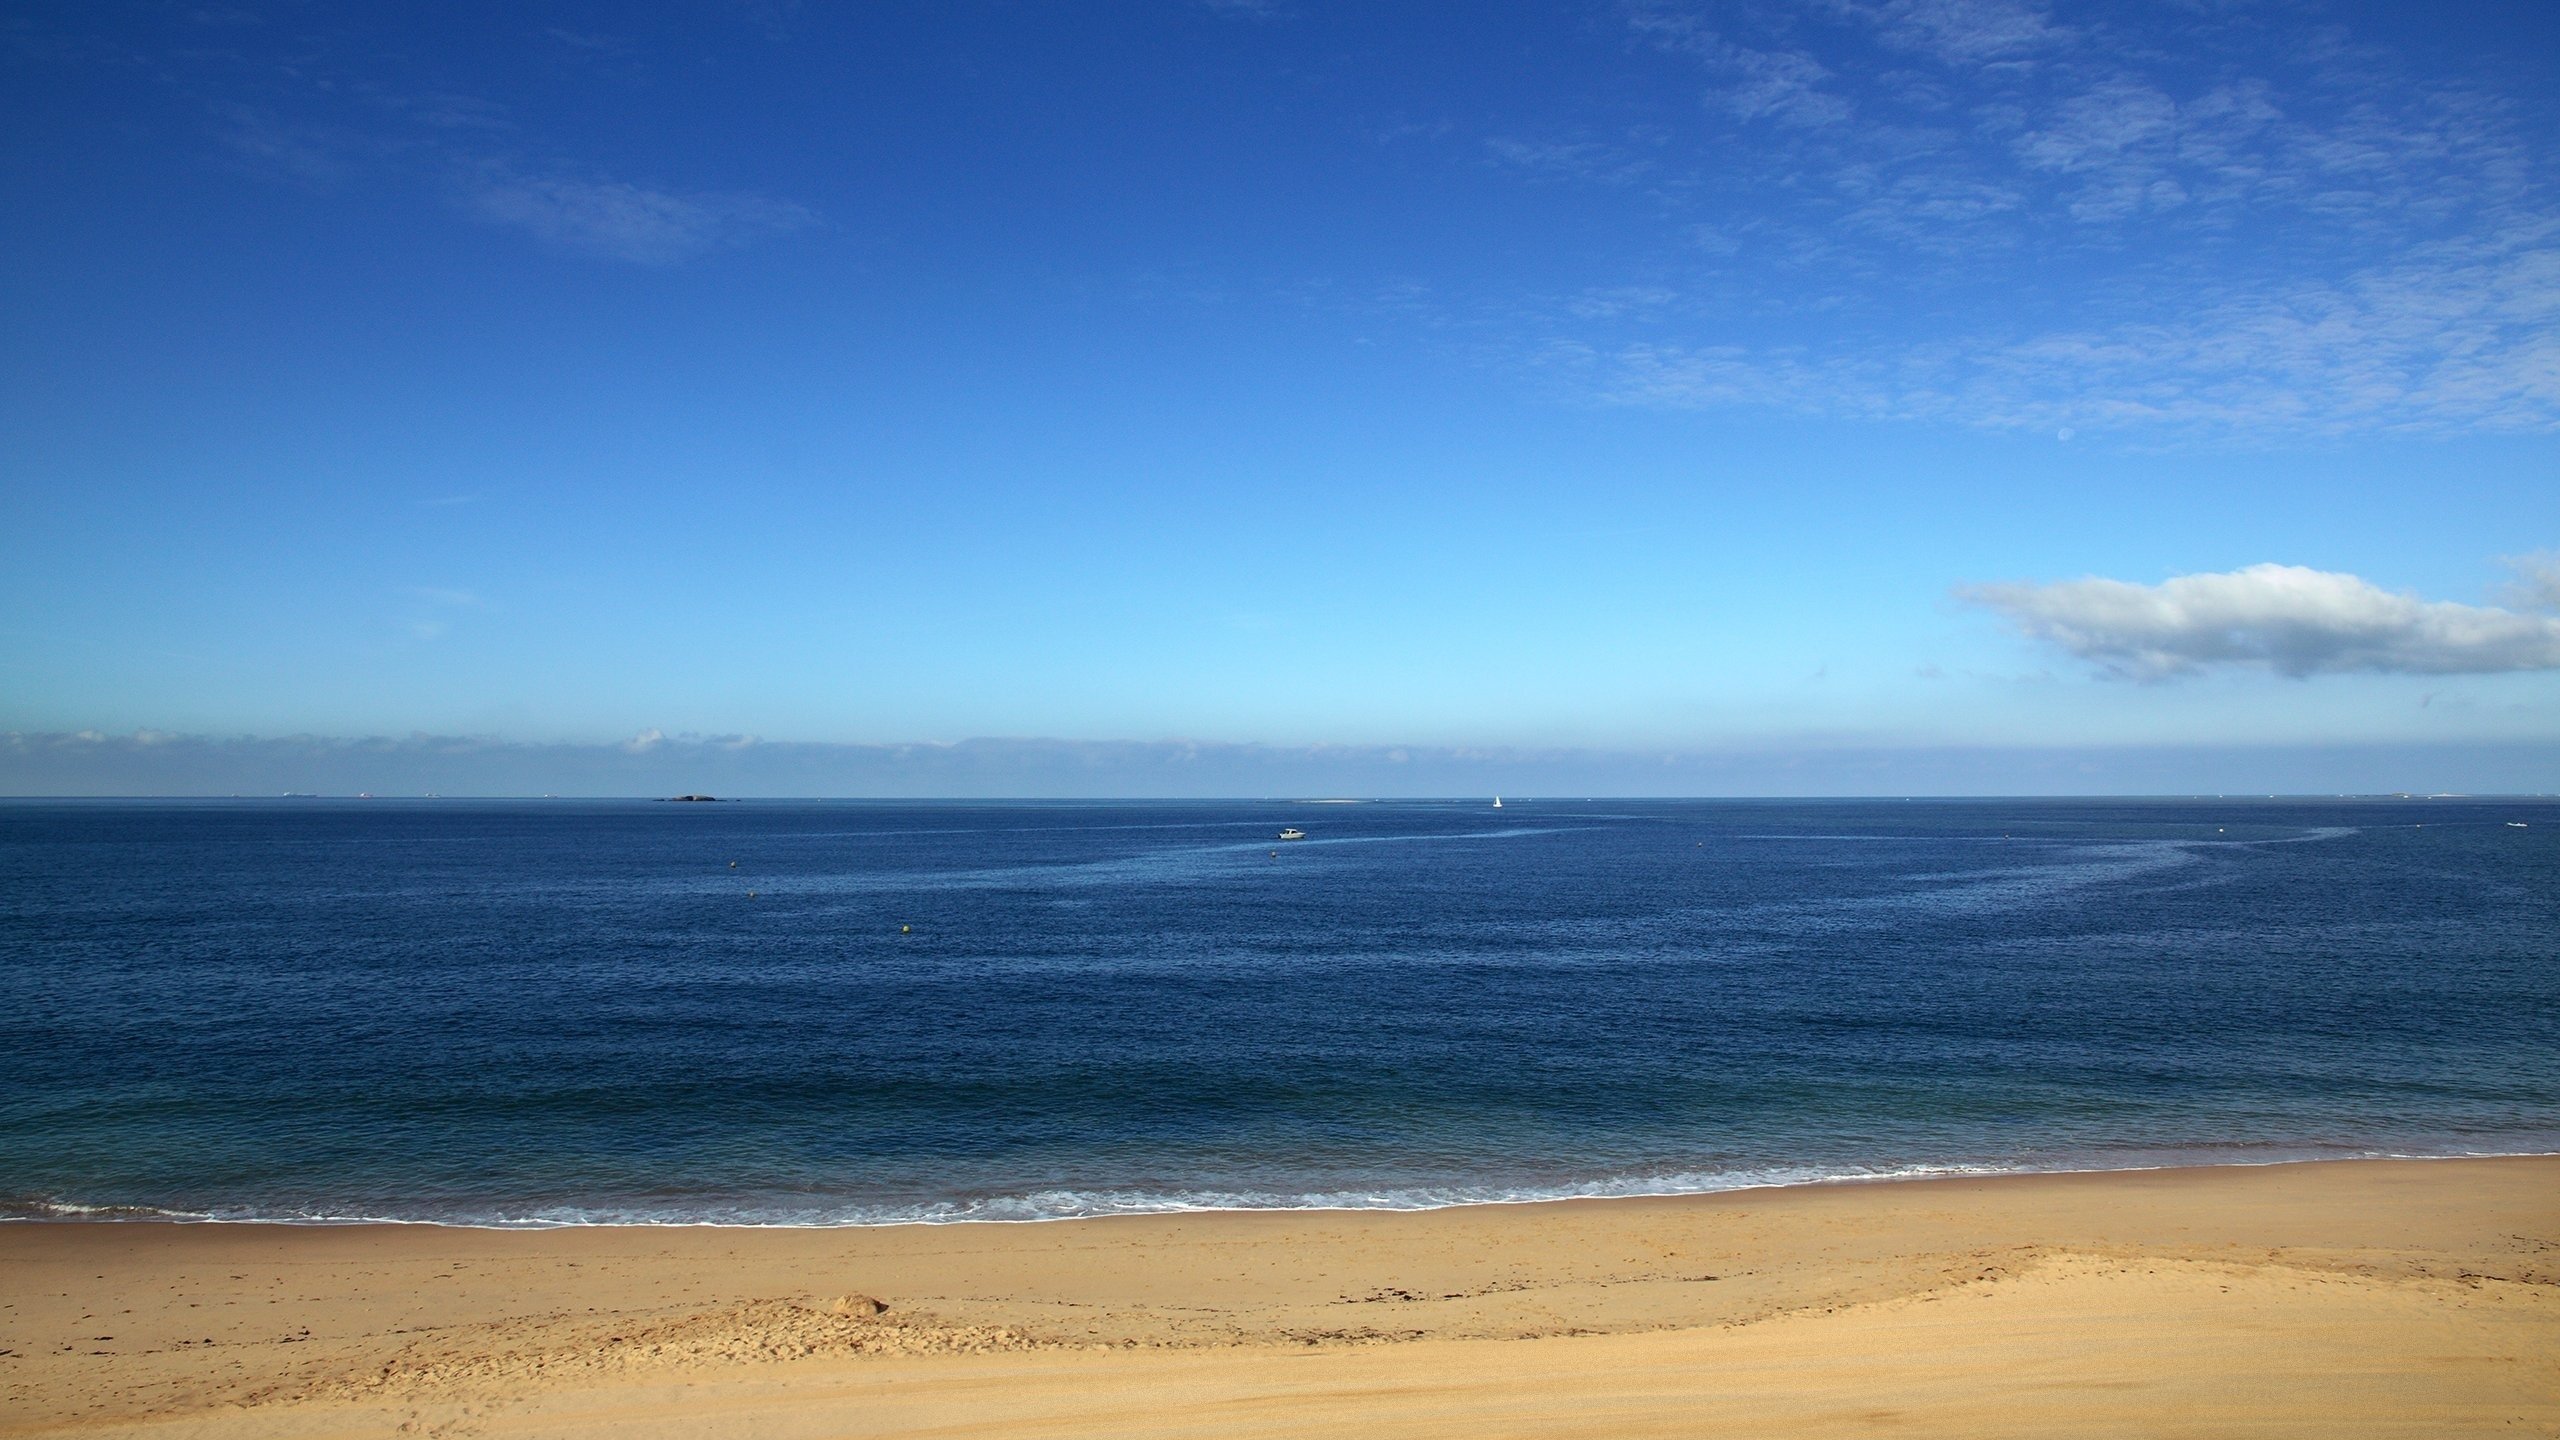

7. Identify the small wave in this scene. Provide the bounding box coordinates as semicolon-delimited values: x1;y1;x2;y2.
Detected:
4;1166;1969;1228
18;1146;2548;1229
0;1197;220;1222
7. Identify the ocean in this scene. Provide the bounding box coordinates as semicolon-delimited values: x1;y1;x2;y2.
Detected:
2;797;2553;1226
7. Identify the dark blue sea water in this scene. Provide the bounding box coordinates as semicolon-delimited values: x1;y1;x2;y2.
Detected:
2;797;2554;1226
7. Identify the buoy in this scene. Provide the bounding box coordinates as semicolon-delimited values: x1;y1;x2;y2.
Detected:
729;861;738;868
901;924;910;933
747;891;757;898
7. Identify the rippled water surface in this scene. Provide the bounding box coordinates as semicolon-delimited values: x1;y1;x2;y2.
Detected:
3;797;2554;1223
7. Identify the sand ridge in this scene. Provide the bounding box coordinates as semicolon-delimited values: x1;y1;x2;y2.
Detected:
2;1156;2554;1437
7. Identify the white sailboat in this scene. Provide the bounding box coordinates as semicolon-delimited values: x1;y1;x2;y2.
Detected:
1492;796;1502;809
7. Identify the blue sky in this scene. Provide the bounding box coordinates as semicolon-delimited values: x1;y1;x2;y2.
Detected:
2;1;2555;793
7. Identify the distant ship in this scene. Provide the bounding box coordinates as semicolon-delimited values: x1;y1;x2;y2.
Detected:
2510;821;2530;828
1277;827;1306;841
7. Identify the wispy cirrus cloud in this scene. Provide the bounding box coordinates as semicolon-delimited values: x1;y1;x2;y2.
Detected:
1483;136;1657;185
1958;562;2560;680
545;28;637;59
1845;0;2067;66
1625;11;1851;129
177;17;817;267
2499;553;2560;612
398;585;489;643
213;105;373;186
1540;1;2560;437
456;165;816;265
1592;214;2560;433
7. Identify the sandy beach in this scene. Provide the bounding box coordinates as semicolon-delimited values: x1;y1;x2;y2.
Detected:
3;1156;2553;1438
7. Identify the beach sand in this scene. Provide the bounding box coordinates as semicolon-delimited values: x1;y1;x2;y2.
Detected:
3;1156;2553;1438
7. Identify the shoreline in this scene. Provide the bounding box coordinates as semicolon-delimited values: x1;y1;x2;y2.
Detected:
4;1153;2553;1437
14;1146;2560;1231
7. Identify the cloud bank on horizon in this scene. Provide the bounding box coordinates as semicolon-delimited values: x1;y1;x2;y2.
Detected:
4;728;2550;799
1961;558;2560;680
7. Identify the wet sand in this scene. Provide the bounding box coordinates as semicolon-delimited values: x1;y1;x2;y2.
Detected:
3;1156;2554;1438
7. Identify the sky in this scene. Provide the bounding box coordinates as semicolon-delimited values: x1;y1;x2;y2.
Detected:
2;0;2555;795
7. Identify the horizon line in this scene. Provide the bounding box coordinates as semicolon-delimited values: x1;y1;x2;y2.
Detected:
5;792;2553;803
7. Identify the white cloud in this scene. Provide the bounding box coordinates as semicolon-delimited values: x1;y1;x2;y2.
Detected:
1590;212;2560;434
203;61;815;267
2011;78;2185;221
214;106;367;186
1563;285;1682;320
2498;552;2560;612
1483;137;1654;185
1625;10;1851;130
1575;2;2560;436
545;28;636;58
1957;563;2560;679
10;728;2550;798
1849;0;2065;65
1721;45;1852;128
459;167;816;265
